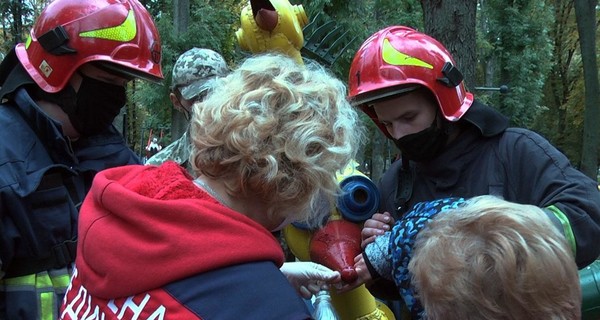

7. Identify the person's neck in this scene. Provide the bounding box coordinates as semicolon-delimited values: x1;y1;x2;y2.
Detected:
194;176;275;229
36;99;81;140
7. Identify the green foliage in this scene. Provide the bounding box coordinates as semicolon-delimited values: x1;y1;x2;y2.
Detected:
294;0;422;80
0;0;50;52
530;0;587;165
373;0;423;30
131;0;240;146
2;0;591;170
563;75;586;164
481;0;554;128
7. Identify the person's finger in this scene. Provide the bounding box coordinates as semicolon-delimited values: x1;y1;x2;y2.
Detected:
362;219;386;230
332;282;343;290
299;286;312;299
381;211;395;224
311;263;335;273
335;280;361;293
356;266;364;276
365;213;393;226
306;282;321;294
308;266;340;281
311;264;337;277
361;217;391;246
361;234;377;248
324;271;341;282
361;227;384;240
361;214;393;238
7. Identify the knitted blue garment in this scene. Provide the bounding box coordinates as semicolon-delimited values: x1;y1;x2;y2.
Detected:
390;197;466;319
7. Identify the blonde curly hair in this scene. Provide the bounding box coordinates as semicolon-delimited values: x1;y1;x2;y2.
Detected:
190;53;363;226
409;195;581;320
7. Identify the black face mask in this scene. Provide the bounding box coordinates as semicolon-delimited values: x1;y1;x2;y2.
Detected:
67;74;127;136
393;116;448;162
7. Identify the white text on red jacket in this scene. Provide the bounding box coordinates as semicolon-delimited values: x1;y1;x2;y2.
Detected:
61;268;167;320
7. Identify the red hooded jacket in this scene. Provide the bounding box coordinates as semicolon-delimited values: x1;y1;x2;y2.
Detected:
60;161;311;319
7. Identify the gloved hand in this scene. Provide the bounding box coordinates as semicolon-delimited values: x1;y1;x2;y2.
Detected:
280;261;341;299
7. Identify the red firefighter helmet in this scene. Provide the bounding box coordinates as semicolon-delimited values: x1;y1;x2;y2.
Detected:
348;26;473;137
15;0;163;93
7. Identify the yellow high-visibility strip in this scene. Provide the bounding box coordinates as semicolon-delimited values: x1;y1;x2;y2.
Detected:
382;38;433;69
50;273;71;289
2;271;71;320
79;10;137;42
40;291;54;320
2;274;36;286
546;205;577;254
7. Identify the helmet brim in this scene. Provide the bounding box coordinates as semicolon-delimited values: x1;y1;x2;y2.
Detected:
350;84;420;107
95;61;163;84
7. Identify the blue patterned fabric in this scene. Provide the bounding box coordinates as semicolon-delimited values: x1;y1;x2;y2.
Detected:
390;197;466;319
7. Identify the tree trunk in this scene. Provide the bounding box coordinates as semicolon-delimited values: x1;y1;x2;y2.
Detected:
550;0;575;149
10;0;24;44
574;0;600;178
421;0;478;91
171;0;191;141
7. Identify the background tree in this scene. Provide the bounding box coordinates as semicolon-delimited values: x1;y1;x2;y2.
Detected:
421;0;477;90
534;0;582;164
6;0;25;45
127;0;240;156
481;0;553;128
574;0;600;178
171;0;191;141
1;0;597;180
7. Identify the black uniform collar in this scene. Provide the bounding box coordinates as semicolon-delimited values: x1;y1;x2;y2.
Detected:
0;51;35;101
414;100;509;185
13;88;80;165
461;100;509;137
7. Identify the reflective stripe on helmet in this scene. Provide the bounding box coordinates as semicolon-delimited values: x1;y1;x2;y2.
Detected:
15;0;163;93
382;38;433;69
79;9;136;42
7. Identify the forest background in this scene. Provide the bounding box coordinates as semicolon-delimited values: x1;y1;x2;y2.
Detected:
1;0;599;182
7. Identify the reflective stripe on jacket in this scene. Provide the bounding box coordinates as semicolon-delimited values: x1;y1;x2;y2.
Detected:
0;88;140;320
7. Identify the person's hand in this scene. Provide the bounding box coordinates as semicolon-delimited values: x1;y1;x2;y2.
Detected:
280;261;342;299
336;253;372;293
361;212;394;248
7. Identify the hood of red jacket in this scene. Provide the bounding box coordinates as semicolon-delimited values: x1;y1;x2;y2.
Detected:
76;161;284;299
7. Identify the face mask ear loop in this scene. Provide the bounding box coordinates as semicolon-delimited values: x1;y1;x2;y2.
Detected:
73;70;88;96
181;106;191;122
173;88;191;121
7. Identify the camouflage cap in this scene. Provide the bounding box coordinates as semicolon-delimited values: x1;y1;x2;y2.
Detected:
172;48;229;100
